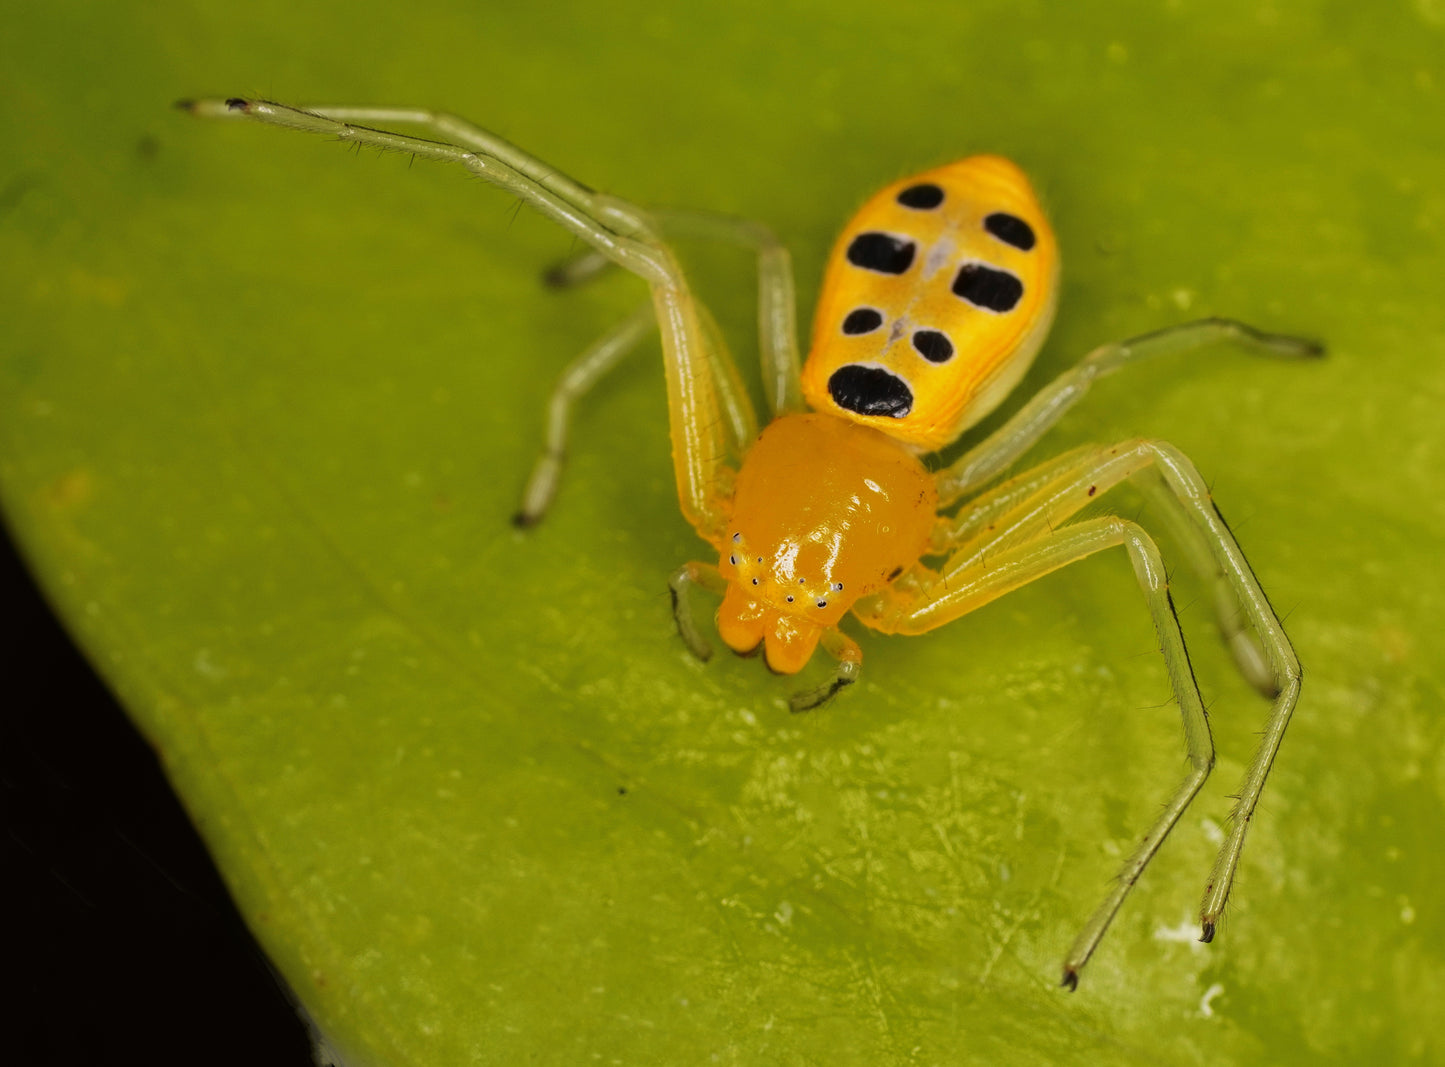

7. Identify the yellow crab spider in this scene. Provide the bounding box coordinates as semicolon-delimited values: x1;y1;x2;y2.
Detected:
181;97;1323;988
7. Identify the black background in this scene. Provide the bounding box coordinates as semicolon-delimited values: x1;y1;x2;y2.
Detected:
4;521;314;1066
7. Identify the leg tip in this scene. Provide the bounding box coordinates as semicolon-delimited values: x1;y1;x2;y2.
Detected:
788;676;853;713
174;97;252;120
1254;680;1283;701
511;510;540;529
1060;969;1079;992
677;632;713;664
1199;920;1216;944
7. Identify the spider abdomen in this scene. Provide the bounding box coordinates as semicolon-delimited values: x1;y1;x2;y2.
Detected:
801;155;1059;452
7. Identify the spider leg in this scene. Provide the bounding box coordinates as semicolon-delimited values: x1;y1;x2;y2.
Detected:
206;103;619;223
182;98;746;540
927;443;1107;554
514;304;655;526
651;209;803;418
693;299;760;458
788;629;863;713
542;208;802;417
542;248;614;289
876;437;1301;981
1128;467;1275;695
861;515;1214;988
1096;444;1300;938
668;561;727;662
935;317;1323;505
515;294;757;526
932;444;1274;692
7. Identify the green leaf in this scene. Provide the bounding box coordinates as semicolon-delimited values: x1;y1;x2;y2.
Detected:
4;1;1443;1062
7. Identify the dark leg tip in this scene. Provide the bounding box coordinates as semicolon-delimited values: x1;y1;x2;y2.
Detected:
541;263;571;288
511;510;540;529
788;676;853;714
1276;335;1326;359
787;686;823;713
224;97;249;110
1061;969;1079;992
173;98;195;111
1199;921;1216;944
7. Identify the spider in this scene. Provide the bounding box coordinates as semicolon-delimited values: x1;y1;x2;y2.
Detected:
181;97;1321;988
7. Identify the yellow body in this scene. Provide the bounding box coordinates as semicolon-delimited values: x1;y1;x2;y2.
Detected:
801;155;1058;452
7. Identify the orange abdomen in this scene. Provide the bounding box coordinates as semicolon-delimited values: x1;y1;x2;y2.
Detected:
801;155;1058;452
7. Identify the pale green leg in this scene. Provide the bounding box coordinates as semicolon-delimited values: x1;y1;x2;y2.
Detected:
306;119;799;491
952;442;1300;886
514;304;655;527
542;249;612;289
254;105;614;218
536;234;764;507
935;318;1323;506
652;208;804;417
524;206;805;517
864;516;1214;989
182;98;746;538
929;443;1107;554
542;209;803;417
904;437;1303;981
1133;444;1302;939
934;442;1276;693
1130;468;1275;695
181;99;670;276
944;441;1301;932
668;561;727;661
534;271;757;491
693;300;760;456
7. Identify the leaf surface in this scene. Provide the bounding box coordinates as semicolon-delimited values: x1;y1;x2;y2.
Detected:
3;1;1443;1062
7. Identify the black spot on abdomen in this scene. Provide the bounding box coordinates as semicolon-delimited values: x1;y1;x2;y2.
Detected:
953;263;1023;312
828;365;913;418
897;183;944;209
842;308;884;335
984;212;1036;251
912;329;954;363
846;232;916;274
